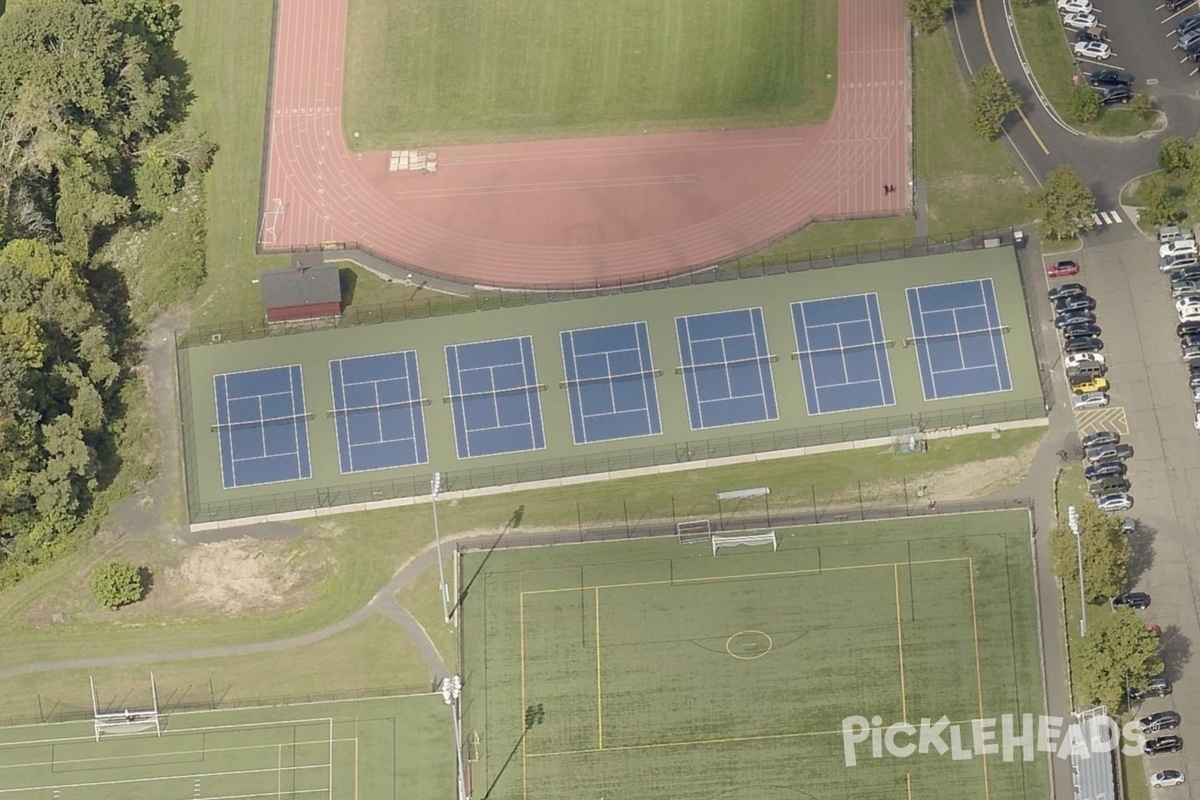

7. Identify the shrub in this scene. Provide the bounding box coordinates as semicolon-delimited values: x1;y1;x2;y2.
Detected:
91;561;145;610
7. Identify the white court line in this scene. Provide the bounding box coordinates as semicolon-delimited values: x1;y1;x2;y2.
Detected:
980;281;1005;390
2;738;344;773
0;764;330;794
909;287;936;401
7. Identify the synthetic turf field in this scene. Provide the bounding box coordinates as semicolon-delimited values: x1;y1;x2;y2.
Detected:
0;695;455;800
341;0;839;147
459;512;1049;800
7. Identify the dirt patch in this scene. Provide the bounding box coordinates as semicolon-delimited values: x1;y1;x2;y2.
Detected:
914;440;1041;501
171;538;325;615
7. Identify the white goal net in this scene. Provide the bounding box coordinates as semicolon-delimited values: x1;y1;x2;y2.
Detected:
92;673;162;742
676;519;711;545
712;531;778;556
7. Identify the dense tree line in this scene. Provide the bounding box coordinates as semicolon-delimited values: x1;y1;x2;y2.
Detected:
0;0;212;585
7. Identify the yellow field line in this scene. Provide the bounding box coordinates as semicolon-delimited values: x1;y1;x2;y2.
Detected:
519;557;970;596
520;590;528;800
894;563;907;723
968;558;990;800
595;586;604;751
526;719;986;759
907;772;914;800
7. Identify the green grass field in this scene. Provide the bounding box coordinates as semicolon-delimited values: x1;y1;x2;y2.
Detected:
0;694;455;800
341;0;838;148
459;512;1048;800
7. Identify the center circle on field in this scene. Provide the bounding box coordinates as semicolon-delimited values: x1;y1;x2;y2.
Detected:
725;630;773;660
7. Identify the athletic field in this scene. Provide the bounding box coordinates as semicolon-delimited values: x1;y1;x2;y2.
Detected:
342;0;839;147
0;694;455;799
458;512;1048;800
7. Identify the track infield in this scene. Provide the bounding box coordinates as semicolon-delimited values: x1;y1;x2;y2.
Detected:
342;0;838;147
0;694;455;800
458;511;1048;800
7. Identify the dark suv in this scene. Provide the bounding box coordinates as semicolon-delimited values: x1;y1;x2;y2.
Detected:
1087;69;1133;87
1144;734;1183;755
1096;85;1132;105
1139;711;1182;733
1130;676;1173;701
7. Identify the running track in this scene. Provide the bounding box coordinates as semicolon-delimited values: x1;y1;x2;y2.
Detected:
262;0;909;288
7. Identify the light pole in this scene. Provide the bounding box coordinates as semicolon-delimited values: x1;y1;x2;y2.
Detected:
431;472;450;623
440;676;469;800
1068;506;1087;637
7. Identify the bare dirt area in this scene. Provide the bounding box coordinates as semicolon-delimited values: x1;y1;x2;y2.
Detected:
171;538;328;615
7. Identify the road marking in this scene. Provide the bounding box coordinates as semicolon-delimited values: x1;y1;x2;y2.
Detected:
979;0;1049;153
1075;406;1129;436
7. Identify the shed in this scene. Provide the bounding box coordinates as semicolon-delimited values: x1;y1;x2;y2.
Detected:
261;259;342;323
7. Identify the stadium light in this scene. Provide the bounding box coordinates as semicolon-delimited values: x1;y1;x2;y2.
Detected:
432;472;450;623
440;676;469;800
1068;505;1087;637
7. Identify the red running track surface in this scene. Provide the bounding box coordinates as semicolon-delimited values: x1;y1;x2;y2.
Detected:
262;0;909;288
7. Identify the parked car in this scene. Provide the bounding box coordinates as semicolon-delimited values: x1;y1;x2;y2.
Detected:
1179;15;1200;37
1112;591;1151;610
1088;68;1133;87
1169;266;1200;282
1171;280;1200;299
1084;460;1126;481
1089;477;1131;497
1163;240;1200;259
1158;225;1195;244
1085;443;1133;463
1186;39;1200;63
1065;351;1105;369
1180;28;1200;51
1140;711;1182;734
1071;376;1109;394
1151;770;1186;788
1162;254;1200;273
1072;392;1109;410
1046;259;1080;277
1166;0;1193;10
1076;25;1107;43
1055;310;1097;329
1063;322;1102;340
1048;282;1087;302
1097;493;1134;512
1181;334;1200;350
1144;734;1183;754
1183;344;1200;363
1055;294;1096;314
1189;370;1200;390
1181;321;1200;338
1096;85;1131;105
1081;431;1120;449
1130;677;1174;702
1063;11;1098;30
1057;0;1093;12
1177;296;1200;315
1064;336;1104;354
1122;518;1137;535
1073;41;1111;60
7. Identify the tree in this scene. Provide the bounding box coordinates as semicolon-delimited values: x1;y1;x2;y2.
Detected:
91;561;144;609
1029;165;1096;241
1130;91;1154;122
1158;136;1194;176
1067;84;1101;124
1137;173;1184;226
1075;608;1163;709
969;65;1020;140
905;0;955;33
1049;501;1131;602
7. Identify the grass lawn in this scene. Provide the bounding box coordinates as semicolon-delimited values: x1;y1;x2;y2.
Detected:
175;0;290;326
342;0;838;148
0;616;428;727
396;565;458;668
914;31;1031;235
0;428;1042;672
1011;4;1160;137
461;512;1047;800
721;216;918;269
1122;172;1192;233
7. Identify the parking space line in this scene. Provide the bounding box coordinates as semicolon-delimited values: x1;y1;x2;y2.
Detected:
1075;407;1130;436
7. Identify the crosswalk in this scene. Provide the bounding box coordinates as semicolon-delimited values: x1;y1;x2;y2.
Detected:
1092;210;1123;226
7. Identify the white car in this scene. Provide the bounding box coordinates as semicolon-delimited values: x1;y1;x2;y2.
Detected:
1194;410;1200;430
1161;239;1199;259
1058;0;1093;13
1074;40;1111;60
1182;308;1200;323
1151;770;1186;788
1097;493;1133;512
1065;352;1105;369
1063;12;1098;30
1177;296;1200;314
1072;392;1109;410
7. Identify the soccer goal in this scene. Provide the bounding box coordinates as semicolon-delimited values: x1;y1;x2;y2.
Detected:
676;519;711;546
712;531;778;556
91;673;162;742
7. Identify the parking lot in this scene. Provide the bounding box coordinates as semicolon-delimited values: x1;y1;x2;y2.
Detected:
1064;0;1200;93
1039;226;1200;796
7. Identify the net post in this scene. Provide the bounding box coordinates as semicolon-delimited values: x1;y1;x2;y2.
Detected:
90;675;100;742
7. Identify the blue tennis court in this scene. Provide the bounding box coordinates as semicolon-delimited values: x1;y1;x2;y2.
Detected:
445;336;547;459
675;307;779;430
560;322;663;445
212;365;312;489
791;293;896;414
329;351;429;474
906;279;1013;401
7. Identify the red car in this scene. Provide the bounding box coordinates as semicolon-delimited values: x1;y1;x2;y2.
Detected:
1046;259;1081;277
